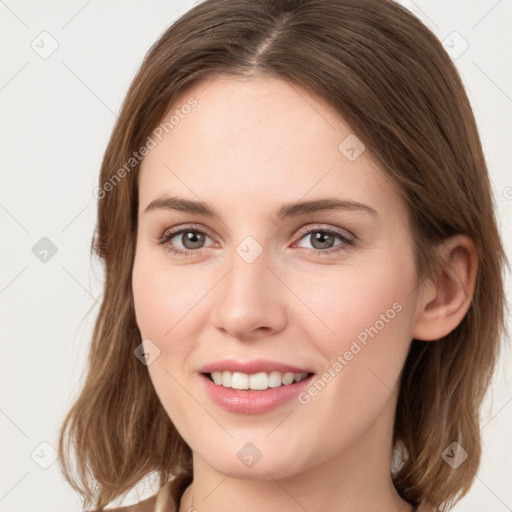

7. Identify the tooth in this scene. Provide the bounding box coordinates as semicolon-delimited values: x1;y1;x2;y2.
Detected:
209;370;309;389
222;370;232;387
282;372;295;385
268;371;283;388
249;372;269;390
231;371;249;390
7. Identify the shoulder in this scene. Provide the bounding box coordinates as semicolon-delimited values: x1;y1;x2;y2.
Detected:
101;494;157;512
87;494;158;512
87;480;175;512
87;474;192;512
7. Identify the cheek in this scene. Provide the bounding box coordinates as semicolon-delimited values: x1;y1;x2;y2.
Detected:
132;250;206;341
132;252;205;434
297;249;417;409
328;280;410;353
299;254;415;354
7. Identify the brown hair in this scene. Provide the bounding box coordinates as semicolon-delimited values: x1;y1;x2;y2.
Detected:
58;0;508;510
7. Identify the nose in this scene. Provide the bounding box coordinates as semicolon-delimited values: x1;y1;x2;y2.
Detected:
210;243;288;340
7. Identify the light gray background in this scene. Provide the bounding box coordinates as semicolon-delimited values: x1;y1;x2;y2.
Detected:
1;1;511;510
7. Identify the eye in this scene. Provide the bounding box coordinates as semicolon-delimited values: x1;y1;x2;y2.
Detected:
294;226;354;256
157;225;215;257
157;224;355;257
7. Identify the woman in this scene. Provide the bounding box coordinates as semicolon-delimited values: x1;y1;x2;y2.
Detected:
58;0;508;511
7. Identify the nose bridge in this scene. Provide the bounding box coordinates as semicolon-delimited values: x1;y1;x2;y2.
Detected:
212;235;287;336
224;238;273;307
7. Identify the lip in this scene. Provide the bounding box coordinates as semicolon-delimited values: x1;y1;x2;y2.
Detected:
200;374;314;414
200;359;313;374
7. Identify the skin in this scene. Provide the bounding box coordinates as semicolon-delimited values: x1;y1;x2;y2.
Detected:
132;74;477;512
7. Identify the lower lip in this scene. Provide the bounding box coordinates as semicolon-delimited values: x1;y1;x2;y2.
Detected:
200;373;314;414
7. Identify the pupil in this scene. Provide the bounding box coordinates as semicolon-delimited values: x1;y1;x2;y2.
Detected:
313;231;334;249
183;231;205;249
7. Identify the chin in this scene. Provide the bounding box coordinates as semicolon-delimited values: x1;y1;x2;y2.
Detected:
196;441;313;481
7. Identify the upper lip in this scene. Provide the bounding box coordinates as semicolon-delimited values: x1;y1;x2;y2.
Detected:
200;359;314;375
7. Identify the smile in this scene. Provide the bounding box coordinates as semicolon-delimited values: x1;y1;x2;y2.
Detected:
207;370;310;390
200;371;315;414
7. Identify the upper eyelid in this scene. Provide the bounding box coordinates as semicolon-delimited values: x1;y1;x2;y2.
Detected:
295;223;354;240
164;223;216;241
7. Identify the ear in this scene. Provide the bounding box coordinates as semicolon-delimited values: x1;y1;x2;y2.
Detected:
412;235;478;341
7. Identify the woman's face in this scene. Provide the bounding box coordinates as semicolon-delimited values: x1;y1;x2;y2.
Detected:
132;75;423;480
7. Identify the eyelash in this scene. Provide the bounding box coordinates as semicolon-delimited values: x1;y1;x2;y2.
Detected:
156;224;355;258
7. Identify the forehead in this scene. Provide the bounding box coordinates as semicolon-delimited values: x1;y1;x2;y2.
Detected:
138;75;406;224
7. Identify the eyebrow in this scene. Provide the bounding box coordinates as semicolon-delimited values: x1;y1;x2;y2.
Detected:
143;195;378;222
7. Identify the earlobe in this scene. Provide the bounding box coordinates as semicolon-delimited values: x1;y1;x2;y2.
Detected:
412;235;478;341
